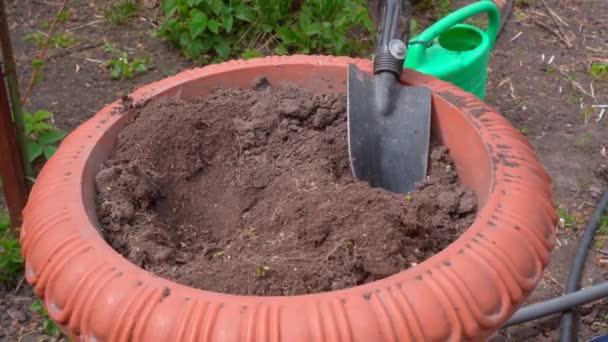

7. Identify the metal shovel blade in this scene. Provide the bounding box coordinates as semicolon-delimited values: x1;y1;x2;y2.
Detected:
347;63;432;194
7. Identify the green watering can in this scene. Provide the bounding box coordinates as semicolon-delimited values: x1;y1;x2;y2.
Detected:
405;1;501;99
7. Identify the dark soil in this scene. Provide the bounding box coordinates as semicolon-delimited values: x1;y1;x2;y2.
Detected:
95;81;477;296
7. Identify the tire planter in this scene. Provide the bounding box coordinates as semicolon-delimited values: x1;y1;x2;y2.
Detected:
21;55;556;342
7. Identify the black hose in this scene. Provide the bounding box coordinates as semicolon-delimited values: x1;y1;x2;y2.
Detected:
503;281;608;327
496;0;514;37
559;189;608;341
499;189;608;330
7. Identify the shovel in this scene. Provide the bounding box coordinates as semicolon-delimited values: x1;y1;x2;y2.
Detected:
348;0;432;194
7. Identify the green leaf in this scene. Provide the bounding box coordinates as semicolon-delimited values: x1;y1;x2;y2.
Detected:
162;0;178;15
274;45;289;55
31;58;44;68
43;319;61;337
234;5;255;22
26;141;43;162
209;0;222;15
43;146;57;160
189;10;208;38
304;23;322;36
24;122;33;136
32;122;53;134
222;13;234;33
33;110;52;122
187;0;204;5
207;19;219;34
30;300;42;313
276;27;298;44
214;40;231;58
38;130;66;145
241;49;263;60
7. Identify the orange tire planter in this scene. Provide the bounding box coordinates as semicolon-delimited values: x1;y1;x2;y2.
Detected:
21;56;556;342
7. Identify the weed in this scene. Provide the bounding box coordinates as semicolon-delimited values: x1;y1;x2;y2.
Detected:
104;43;151;80
567;93;583;105
580;132;592;145
30;300;61;337
255;265;271;278
545;66;555;74
519;127;529;136
580;106;594;123
0;213;24;282
23;110;67;163
105;0;138;25
156;0;372;63
594;214;608;249
557;206;575;228
212;250;225;258
588;62;608;81
240;48;264;59
404;193;413;201
56;9;70;23
23;31;76;50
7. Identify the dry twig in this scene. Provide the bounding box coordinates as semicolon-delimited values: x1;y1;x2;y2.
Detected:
538;0;573;48
20;0;69;105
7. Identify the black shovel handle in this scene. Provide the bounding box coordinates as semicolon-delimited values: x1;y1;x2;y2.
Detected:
373;0;413;77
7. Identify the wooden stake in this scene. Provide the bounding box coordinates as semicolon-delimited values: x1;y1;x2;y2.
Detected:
0;62;27;231
0;0;31;178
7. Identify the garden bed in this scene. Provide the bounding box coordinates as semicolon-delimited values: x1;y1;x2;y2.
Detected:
94;79;477;296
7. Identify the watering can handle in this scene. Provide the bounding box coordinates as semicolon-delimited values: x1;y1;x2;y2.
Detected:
406;1;500;67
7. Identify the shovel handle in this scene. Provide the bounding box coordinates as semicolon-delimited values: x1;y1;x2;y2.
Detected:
373;0;413;77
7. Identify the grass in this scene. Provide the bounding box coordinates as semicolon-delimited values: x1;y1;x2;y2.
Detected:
594;214;608;249
105;0;138;25
588;61;608;81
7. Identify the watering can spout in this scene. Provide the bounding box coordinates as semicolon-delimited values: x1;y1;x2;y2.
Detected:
404;1;501;99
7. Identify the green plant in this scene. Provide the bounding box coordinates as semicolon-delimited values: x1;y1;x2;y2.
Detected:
274;0;373;56
30;299;61;337
56;9;70;23
557;206;575;228
588;62;608;81
594;214;608;249
0;213;24;281
24;110;67;163
104;43;151;80
105;0;139;25
23;31;76;50
156;0;373;63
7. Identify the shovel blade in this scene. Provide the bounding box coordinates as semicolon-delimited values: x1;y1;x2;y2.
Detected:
347;64;432;194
